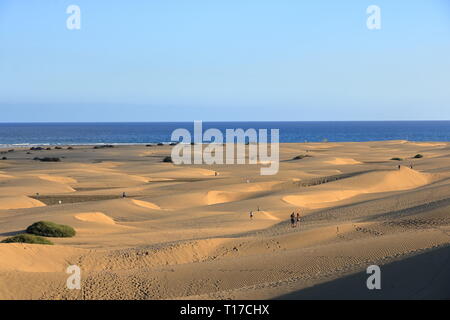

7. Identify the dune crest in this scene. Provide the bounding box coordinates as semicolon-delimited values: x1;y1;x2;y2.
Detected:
325;157;361;165
36;174;77;184
207;191;244;205
131;199;161;210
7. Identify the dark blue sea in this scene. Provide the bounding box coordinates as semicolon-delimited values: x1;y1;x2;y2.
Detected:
0;122;449;146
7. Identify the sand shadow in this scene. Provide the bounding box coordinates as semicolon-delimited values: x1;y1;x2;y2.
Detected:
276;245;450;300
0;230;26;237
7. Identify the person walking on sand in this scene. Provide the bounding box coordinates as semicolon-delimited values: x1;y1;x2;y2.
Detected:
250;211;253;220
290;212;296;228
296;212;301;227
122;192;127;198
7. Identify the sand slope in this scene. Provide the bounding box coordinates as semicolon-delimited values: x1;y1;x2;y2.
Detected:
0;142;449;300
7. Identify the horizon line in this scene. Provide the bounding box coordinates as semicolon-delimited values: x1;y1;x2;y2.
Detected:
1;120;450;124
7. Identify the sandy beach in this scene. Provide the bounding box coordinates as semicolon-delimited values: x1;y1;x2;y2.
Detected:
1;141;450;300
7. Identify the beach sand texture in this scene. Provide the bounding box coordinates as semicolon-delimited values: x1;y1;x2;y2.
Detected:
1;141;450;299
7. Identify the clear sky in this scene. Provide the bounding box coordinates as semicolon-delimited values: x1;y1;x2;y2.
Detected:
0;0;449;121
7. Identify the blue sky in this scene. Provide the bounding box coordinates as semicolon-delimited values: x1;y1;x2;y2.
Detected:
0;0;449;121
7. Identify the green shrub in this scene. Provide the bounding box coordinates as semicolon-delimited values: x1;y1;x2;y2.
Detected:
413;154;423;159
1;234;53;245
390;157;403;161
26;221;76;238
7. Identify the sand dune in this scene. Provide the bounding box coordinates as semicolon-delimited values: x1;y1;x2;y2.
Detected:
35;174;77;184
207;191;247;205
130;199;161;210
0;243;85;272
325;157;362;165
74;212;116;225
1;142;450;300
0;196;46;210
283;167;434;208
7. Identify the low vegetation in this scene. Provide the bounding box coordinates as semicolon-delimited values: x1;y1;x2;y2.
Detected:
33;157;61;162
390;157;403;161
93;145;114;149
162;156;173;163
292;154;312;160
1;234;54;245
413;154;424;159
26;221;76;238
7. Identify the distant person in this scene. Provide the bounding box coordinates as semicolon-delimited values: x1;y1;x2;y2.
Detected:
290;212;296;228
398;165;401;170
122;192;126;198
257;206;260;212
296;213;301;227
214;171;218;176
250;211;253;220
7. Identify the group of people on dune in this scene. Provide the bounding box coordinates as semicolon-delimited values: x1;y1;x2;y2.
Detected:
290;212;301;228
249;207;302;228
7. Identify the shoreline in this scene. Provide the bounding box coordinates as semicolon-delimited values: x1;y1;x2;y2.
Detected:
1;139;449;149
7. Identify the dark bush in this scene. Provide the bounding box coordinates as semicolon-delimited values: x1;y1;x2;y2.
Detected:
391;157;403;161
33;157;61;162
292;154;312;160
1;157;7;160
93;145;114;149
157;143;164;146
413;154;423;159
55;146;62;150
1;234;53;245
162;156;173;163
26;221;76;238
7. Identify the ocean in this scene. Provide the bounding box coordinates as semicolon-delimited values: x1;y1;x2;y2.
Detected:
0;121;449;146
